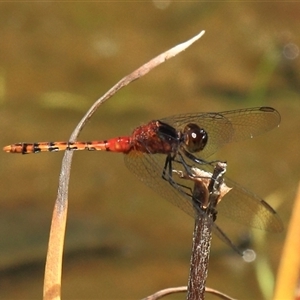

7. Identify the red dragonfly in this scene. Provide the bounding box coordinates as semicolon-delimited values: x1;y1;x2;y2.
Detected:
3;106;283;250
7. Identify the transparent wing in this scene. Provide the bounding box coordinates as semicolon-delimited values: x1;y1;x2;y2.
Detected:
217;177;283;232
124;150;283;233
124;150;197;218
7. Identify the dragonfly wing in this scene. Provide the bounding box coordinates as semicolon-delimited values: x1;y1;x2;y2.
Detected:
217;106;281;142
124;150;197;218
125;151;283;233
216;176;283;232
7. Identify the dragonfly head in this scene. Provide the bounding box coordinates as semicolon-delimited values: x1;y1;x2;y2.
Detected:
183;123;208;153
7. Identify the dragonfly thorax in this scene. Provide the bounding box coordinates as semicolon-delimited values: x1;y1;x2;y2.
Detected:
183;123;208;153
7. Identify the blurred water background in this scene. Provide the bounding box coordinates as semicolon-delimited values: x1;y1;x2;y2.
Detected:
0;2;299;299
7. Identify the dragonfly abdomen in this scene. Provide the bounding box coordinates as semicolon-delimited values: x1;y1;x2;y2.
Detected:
3;137;134;154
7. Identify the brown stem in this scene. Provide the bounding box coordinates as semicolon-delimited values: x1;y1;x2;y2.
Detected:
187;214;213;300
187;162;227;300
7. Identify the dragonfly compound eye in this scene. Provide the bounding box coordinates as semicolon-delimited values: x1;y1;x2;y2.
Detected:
183;123;208;153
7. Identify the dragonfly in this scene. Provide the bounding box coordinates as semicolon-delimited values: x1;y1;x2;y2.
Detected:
3;106;283;251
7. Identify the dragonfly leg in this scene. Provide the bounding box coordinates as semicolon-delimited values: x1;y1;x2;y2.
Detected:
162;154;197;198
161;153;211;215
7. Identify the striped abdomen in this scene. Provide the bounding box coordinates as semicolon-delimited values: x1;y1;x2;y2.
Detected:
3;137;133;154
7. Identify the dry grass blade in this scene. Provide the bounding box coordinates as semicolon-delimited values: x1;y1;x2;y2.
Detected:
273;181;300;300
43;30;205;300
